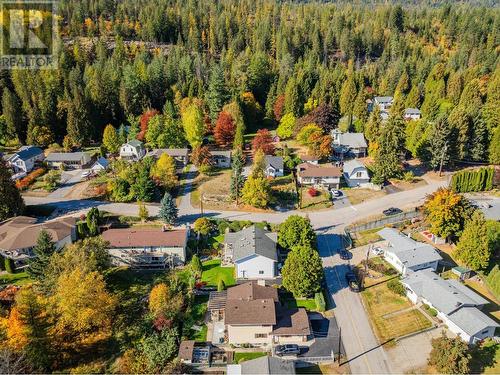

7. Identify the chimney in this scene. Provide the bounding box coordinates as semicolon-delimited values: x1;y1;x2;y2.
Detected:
257;279;266;287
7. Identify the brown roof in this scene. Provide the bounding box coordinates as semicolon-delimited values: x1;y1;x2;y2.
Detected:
226;281;279;302
102;228;188;248
273;307;311;336
225;298;277;325
0;216;76;251
297;162;341;178
300;154;319;161
178;340;195;361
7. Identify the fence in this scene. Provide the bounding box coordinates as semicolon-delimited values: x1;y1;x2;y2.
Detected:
346;208;421;234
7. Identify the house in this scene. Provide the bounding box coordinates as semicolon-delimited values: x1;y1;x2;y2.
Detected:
146;148;189;169
6;146;44;177
90;157;109;173
331;129;368;158
102;227;189;269
377;228;442;276
404;108;421;121
211;150;232;168
45;152;92;169
223;225;278;279
402;269;499;345
264;156;284;178
227;356;295;375
119;140;146;161
343;159;370;187
296;162;341;189
300;155;319;165
0;216;77;269
208;281;311;347
178;340;211;365
373;96;393;111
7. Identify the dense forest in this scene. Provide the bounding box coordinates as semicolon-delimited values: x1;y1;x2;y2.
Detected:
0;0;499;172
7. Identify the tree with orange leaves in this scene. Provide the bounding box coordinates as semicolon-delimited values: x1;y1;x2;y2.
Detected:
252;129;275;155
214;111;236;147
138;109;160;141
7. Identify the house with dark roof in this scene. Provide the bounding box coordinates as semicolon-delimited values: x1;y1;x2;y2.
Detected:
264;155;284;178
45;152;92;169
102;227;189;268
402;269;499;345
378;228;442;276
223;225;278;279
119;139;146;161
227;355;295;375
6;146;44;176
0;216;76;269
208;281;311;347
331;129;368;158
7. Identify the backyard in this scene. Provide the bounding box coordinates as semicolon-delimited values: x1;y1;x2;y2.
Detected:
233;351;267;364
201;259;236;287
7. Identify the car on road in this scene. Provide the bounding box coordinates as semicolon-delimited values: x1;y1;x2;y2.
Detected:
339;250;351;260
275;344;300;356
330;189;342;198
345;271;360;292
383;207;402;216
371;247;384;256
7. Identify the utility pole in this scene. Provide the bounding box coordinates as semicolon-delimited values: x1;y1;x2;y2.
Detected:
362;246;370;290
438;144;448;177
200;192;204;216
337;327;342;363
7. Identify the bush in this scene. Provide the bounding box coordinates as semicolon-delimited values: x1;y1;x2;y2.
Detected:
451;167;494;193
314;291;326;312
217;278;226;292
387;279;406;296
4;257;15;274
15;168;46;190
423;303;438;317
308;187;319;197
403;171;415;182
361;259;397;276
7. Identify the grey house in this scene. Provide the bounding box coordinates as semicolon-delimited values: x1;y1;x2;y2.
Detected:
211;150;232;168
223;225;278;279
228;356;295;375
46;152;92;169
6;146;44;177
331;129;368;158
343;159;370;187
264;156;284;178
403;269;499;345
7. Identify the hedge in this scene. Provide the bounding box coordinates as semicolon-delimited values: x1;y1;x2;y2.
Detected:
387;279;406;296
15;168;46;190
451;167;494;193
315;291;326;312
0;253;5;271
4;257;15;274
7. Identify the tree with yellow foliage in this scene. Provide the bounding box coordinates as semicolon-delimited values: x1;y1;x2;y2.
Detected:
148;283;184;321
150;153;178;190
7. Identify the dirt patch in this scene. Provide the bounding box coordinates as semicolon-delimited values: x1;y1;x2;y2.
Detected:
344;188;387;205
64;181;91;199
21;190;50;198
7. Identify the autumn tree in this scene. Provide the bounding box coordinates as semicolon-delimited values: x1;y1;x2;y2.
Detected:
252;129;275;155
0;160;24;221
241;175;273;208
148;283;184;321
214;111;236;147
296;123;322;146
180;101;205;148
191;146;214;173
273;95;285;121
428;332;470;374
277;113;296;139
102;124;121;154
137;110;159;141
282;245;323;298
151;153;178;190
296;104;340;133
193;217;214;237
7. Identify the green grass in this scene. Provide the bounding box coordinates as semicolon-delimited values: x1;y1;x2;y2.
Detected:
234;352;267;363
0;271;32;286
284;297;317;311
470;339;500;374
201;259;235;287
185;295;209;341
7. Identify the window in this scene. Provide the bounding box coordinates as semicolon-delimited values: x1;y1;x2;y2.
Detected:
255;333;267;338
259;270;264;275
356;171;362;178
481;330;489;335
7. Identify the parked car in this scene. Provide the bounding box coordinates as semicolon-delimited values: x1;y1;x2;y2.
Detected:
383;207;402;216
371;247;384;256
275;344;300;356
330;189;342;198
339;250;351;260
345;271;360;292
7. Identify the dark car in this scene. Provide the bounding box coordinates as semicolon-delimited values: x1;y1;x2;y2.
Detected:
339;250;351;260
383;207;402;216
345;271;360;292
275;344;300;356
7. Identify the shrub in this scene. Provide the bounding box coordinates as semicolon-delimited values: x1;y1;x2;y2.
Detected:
308;187;319;197
387;279;406;296
314;291;326;312
403;171;415;182
423;304;438;317
217;278;226;292
451;167;494;193
15;168;46;190
4;257;15;273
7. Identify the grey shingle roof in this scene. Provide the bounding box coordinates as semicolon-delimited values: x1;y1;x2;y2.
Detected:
265;156;284;171
147;148;189;158
374;96;394;103
46;152;91;163
403;269;489;314
343;159;366;176
404;108;421;115
239;356;295;375
337;132;367;149
127;139;144;148
378;228;442;268
225;225;277;261
447;306;499;336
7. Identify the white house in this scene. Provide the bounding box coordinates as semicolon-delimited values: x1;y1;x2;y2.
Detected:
377;228;442;276
0;216;77;269
343;159;370;187
6;146;45;178
264;156;284;178
90;157;109;173
373;96;394;111
402;269;499;345
404;108;421;121
120;140;146;161
102;227;189;269
45;152;92;169
297;162;341;189
211;150;232;168
331;129;368;158
224;225;278;279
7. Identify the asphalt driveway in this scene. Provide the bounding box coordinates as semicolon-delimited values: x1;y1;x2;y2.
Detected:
299;316;344;358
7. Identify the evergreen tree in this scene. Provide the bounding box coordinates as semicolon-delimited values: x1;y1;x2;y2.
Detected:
428;332;470;374
454;211;491;271
103;124;121;153
427;115;455;170
372;113;405;181
284;77;301;116
365;106;382;144
230;149;245;202
489;125;500;164
132;168;155;202
353;90;369;123
206;64;230;123
86;207;100;236
339;74;357;116
159;192;178;225
0;160;24;221
2;89;23;142
390;5;404;32
27;230;57;283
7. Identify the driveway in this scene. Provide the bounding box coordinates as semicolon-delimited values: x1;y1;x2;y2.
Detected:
47;169;87;199
299;316;343;358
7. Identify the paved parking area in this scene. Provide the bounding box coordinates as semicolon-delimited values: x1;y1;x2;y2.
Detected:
299;316;343;358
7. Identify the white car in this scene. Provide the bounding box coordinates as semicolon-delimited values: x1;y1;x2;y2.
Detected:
330;189;342;198
371;247;384;256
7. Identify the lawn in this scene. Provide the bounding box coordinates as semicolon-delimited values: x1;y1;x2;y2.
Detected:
470;339;500;374
351;227;383;247
201;259;236;287
361;277;432;343
284;297;317;311
185;295;209;341
0;271;32;286
233;352;267;363
343;188;387;205
300;187;332;210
